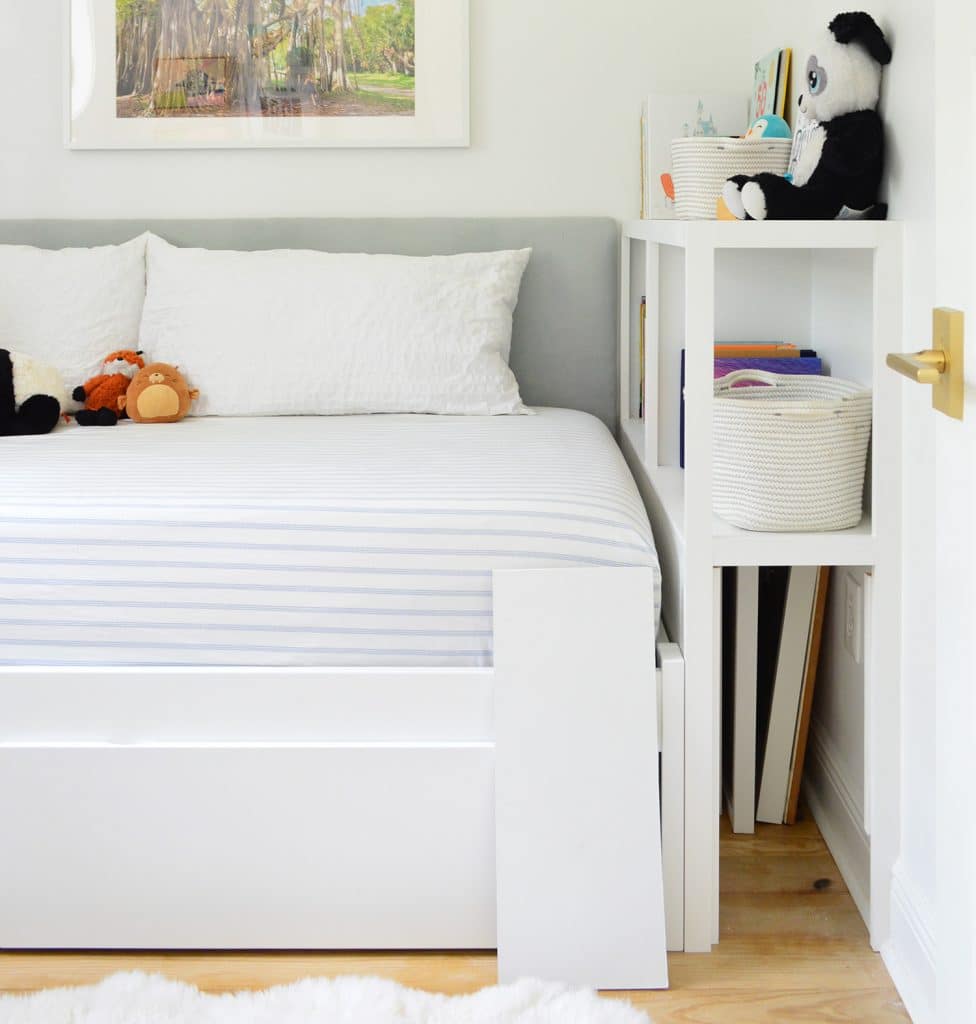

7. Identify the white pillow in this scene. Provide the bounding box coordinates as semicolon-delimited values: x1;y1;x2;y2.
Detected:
139;234;531;416
0;234;148;390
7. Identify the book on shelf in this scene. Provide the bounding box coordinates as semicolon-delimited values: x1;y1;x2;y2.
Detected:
639;296;647;418
755;566;790;800
756;566;827;825
679;348;823;467
714;343;801;359
749;48;792;125
640;94;749;220
784;567;831;824
722;566;760;834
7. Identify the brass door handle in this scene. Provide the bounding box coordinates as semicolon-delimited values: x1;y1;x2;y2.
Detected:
886;308;965;420
885;349;947;385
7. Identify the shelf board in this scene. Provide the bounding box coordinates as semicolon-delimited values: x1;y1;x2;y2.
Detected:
624;218;899;251
712;514;874;567
619;419;876;567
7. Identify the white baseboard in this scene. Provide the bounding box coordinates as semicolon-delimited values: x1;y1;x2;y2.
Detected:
882;863;936;1024
802;720;870;925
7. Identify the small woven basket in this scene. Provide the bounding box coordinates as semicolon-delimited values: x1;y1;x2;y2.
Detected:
670;137;792;219
712;370;873;532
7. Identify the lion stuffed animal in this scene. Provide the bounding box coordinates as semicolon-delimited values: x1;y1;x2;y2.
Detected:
120;363;199;424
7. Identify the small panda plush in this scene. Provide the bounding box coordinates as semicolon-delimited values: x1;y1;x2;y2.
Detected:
724;12;892;221
0;349;66;436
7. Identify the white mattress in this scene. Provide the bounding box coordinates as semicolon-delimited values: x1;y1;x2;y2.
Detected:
0;409;660;668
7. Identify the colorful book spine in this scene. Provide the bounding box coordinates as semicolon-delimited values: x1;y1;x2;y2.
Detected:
714;343;800;358
713;356;822;378
639;297;647;418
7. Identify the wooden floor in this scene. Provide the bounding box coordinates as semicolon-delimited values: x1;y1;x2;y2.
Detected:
0;813;908;1023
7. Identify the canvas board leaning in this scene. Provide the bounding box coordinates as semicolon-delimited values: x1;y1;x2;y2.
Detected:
68;0;469;148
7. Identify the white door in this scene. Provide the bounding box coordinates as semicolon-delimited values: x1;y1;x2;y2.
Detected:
932;0;975;1019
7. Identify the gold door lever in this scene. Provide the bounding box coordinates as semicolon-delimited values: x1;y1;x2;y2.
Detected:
886;348;946;385
885;308;965;420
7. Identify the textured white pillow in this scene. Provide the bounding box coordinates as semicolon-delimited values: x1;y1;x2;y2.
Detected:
0;234;148;389
139;234;531;416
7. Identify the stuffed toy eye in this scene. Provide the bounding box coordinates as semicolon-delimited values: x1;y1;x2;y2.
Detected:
806;56;828;95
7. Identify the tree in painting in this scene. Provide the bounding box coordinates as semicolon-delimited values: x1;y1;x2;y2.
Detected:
116;0;415;118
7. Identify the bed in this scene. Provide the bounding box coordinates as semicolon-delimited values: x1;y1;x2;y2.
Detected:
0;410;659;668
0;218;683;990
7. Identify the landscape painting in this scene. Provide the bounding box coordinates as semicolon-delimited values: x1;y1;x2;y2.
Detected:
115;0;415;119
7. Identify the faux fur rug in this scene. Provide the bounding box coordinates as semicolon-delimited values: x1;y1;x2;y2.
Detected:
0;972;651;1024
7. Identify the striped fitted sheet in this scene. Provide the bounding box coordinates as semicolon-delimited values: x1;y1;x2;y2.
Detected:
0;409;660;668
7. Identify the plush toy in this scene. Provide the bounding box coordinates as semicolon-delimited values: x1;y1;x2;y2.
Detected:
120;363;199;424
73;350;146;426
745;114;792;140
0;349;66;436
723;12;892;221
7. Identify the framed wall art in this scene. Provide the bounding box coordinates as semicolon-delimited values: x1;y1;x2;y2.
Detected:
68;0;469;148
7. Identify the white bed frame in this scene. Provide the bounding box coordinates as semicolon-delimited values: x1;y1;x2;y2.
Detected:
0;567;683;989
0;218;687;989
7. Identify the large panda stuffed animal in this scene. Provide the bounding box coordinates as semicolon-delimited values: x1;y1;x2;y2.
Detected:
724;12;892;221
0;350;66;436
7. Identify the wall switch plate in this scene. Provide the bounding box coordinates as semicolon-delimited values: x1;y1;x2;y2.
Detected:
844;572;863;664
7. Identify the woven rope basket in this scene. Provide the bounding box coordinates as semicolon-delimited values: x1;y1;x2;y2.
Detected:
671;137;792;219
713;370;873;532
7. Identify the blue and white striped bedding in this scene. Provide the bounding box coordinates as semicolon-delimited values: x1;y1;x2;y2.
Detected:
0;409;660;668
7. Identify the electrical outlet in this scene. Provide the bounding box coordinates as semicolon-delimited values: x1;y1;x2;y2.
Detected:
844;572;863;664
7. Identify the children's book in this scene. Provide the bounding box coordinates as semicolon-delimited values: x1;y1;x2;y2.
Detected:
639;296;647;418
749;48;791;124
788;113;820;181
757;566;821;824
784;567;831;824
722;566;760;834
774;49;792;119
714;343;799;359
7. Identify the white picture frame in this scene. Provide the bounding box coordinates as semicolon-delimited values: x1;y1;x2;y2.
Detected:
67;0;469;149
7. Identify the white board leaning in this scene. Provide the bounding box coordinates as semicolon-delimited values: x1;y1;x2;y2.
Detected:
68;0;469;149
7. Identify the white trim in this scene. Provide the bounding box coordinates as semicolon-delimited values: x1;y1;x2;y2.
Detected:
802;719;870;926
882;863;937;1024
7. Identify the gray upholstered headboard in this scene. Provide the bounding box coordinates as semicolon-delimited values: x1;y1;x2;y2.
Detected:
0;218;619;427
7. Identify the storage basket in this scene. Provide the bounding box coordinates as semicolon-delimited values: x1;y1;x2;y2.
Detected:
712;370;873;532
670;137;792;219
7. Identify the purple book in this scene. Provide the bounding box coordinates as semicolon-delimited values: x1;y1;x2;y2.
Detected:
713;356;823;381
680;354;823;468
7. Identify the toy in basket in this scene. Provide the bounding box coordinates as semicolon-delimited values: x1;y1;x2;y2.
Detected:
670;133;792;220
712;369;872;532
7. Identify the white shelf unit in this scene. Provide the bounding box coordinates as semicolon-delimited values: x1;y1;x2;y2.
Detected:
619;218;903;953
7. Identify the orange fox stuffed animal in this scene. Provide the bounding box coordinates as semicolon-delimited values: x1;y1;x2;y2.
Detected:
73;350;146;426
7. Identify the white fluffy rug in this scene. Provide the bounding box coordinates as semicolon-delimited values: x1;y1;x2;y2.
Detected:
0;972;651;1024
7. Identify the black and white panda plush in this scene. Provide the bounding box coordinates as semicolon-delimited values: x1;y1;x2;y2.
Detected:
724;12;892;221
0;350;66;436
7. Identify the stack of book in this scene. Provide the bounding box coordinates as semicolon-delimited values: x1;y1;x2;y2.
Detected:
679;342;823;467
722;565;831;833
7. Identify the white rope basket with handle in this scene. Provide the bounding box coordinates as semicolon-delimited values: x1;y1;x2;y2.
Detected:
712;370;873;532
671;137;792;219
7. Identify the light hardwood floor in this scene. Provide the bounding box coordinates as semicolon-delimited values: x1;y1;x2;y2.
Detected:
0;813;909;1023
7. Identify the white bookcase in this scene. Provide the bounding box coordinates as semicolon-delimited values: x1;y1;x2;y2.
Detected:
619;219;903;953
